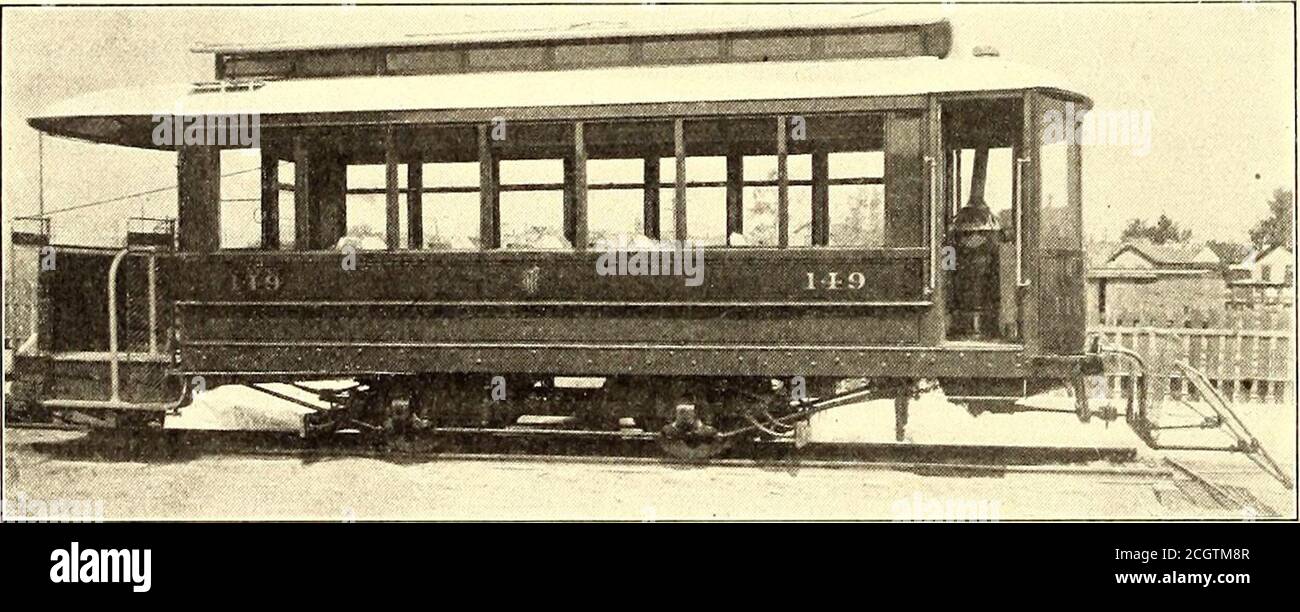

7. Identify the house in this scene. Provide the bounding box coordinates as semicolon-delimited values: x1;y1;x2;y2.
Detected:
1226;245;1294;309
1085;240;1227;323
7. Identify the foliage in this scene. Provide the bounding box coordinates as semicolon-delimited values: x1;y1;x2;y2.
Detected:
1248;188;1294;251
1120;214;1191;244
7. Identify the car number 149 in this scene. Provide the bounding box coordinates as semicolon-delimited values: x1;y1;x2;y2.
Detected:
805;271;867;290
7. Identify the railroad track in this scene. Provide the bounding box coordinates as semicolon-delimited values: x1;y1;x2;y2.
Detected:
7;419;1150;476
10;421;1284;516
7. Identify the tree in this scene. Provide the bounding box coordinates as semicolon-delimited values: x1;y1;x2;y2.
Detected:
1120;214;1191;244
1205;239;1251;265
1248;188;1294;251
345;223;382;238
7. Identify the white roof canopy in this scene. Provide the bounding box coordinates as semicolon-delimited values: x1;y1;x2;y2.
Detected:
31;56;1091;149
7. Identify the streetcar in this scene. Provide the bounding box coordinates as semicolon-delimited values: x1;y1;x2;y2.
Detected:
10;15;1114;458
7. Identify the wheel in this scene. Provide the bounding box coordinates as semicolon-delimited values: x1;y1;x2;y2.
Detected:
656;403;730;461
657;434;730;461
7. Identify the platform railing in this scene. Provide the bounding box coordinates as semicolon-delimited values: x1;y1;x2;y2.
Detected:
39;245;186;413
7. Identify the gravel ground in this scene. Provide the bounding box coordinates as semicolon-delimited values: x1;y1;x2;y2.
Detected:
0;428;1186;520
4;382;1294;521
4;426;1293;521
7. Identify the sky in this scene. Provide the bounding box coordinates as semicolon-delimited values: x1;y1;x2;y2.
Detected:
1;2;1295;249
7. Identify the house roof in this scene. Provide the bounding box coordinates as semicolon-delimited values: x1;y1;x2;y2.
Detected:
1249;244;1293;264
1228;244;1294;269
1107;240;1211;267
1087;240;1225;280
1085;240;1121;269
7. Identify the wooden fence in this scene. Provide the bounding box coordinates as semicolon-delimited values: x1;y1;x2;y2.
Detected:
1099;306;1292;330
1090;308;1294;405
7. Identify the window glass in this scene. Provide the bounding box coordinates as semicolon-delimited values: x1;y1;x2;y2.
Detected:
659;156;726;245
554;44;632;67
731;36;813;60
218;149;258;249
741;155;811;247
431;161;480;188
387;50;461;74
643;39;722;62
1038;140;1077;249
588;159;647;247
788;188;814;246
820;31;921;57
422;162;481;250
347;164;401;189
499;159;567;249
829;187;885;247
1038;100;1080;250
466;47;548;70
424;194;480;250
342;194;394;250
298;51;375;77
225;56;292;79
825;152;885;247
746;154;814;246
342;165;398;249
743;154;812;182
829;151;883;179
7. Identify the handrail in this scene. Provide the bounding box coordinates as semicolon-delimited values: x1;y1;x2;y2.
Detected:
1094;341;1151;439
1014;157;1030;288
106;246;161;403
924;155;938;295
148;256;158;354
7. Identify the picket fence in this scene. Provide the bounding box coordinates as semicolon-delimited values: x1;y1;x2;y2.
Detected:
1090;307;1294;405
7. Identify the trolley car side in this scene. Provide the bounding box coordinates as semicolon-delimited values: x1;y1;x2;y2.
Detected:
10;17;1100;448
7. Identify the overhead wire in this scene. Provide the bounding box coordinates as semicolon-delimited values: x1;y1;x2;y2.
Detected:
39;164;273;216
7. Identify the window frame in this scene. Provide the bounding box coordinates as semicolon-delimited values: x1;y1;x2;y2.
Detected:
252;111;932;256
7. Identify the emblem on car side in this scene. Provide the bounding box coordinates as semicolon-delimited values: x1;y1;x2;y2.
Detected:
521;266;541;295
